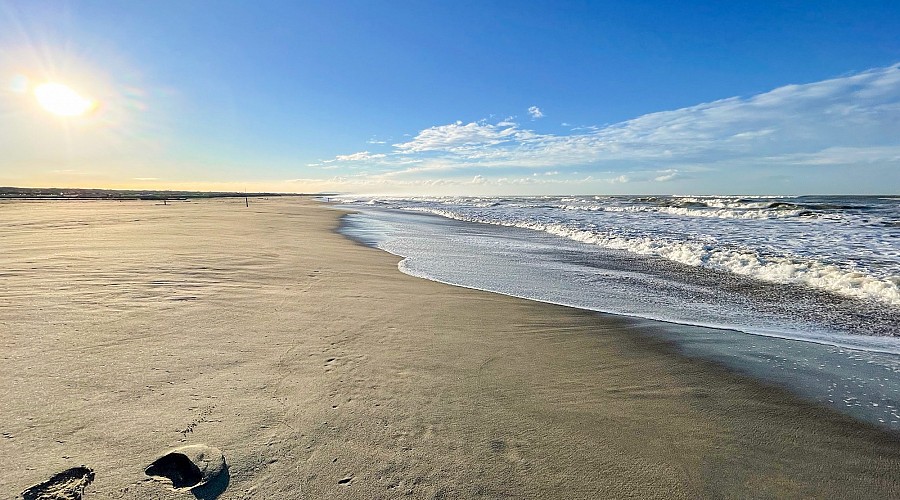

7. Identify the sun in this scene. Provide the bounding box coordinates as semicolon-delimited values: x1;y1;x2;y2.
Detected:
33;82;97;117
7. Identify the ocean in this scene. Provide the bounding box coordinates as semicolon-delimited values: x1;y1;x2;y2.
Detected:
335;195;900;430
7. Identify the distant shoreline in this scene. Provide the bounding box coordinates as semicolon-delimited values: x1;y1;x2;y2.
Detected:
0;186;329;201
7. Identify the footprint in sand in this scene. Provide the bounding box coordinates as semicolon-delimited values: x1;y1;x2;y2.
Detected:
21;466;94;500
489;438;525;464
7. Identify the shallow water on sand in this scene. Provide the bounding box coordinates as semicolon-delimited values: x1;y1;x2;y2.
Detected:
338;206;900;432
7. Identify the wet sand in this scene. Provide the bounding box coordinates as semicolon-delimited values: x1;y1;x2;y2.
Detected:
1;197;898;499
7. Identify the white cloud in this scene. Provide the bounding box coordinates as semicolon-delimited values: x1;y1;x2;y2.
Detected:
392;121;536;154
654;169;680;182
314;64;900;192
334;151;386;161
528;106;544;119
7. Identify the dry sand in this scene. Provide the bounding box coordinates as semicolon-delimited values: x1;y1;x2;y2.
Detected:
1;197;898;499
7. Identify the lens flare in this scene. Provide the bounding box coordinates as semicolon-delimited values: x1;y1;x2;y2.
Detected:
33;82;97;117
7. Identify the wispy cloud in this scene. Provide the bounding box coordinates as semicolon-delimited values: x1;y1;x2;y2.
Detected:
528;106;544;119
311;64;900;193
654;169;680;182
391;120;536;154
334;151;386;161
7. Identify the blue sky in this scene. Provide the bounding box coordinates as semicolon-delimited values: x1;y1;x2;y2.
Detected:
1;1;899;194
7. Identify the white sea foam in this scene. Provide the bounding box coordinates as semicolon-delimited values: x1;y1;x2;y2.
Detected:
397;204;899;307
558;203;811;219
337;194;900;307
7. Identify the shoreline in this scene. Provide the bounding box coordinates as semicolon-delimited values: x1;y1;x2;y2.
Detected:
2;197;898;498
338;205;900;348
378;242;900;356
336;205;900;434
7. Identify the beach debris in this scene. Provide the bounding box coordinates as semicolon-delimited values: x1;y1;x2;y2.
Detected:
21;466;94;500
145;444;225;490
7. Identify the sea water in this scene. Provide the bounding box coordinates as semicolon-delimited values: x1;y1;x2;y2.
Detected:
335;195;900;430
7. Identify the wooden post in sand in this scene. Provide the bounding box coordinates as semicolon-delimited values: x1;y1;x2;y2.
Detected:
245;195;249;208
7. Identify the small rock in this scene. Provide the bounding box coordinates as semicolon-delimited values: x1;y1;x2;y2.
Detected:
145;444;226;490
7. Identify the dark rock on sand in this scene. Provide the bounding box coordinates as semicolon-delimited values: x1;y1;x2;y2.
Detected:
145;444;225;490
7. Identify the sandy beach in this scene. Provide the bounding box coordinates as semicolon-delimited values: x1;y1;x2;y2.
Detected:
1;196;898;499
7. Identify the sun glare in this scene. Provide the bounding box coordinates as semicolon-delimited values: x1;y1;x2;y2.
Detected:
33;82;97;117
